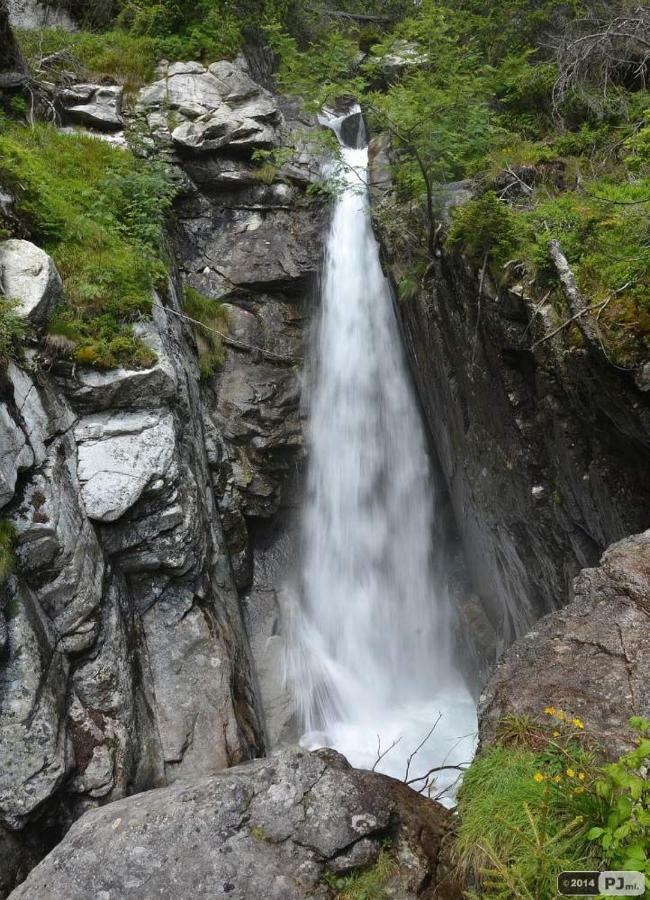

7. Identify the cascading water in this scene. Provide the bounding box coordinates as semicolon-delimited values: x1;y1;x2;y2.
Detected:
285;109;477;798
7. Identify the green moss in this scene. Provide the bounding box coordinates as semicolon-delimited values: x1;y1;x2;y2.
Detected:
322;848;400;900
0;122;176;369
183;285;230;380
0;298;28;368
0;520;17;585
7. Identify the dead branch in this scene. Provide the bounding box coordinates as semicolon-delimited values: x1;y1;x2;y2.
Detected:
403;713;442;782
550;5;650;117
372;734;402;772
405;762;469;787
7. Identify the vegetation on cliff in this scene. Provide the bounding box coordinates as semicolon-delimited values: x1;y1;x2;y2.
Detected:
9;0;648;366
0;120;175;368
456;711;650;898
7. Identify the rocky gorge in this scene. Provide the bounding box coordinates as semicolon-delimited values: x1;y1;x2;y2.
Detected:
1;1;649;897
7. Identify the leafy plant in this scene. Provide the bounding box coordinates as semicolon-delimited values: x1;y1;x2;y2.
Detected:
586;717;650;876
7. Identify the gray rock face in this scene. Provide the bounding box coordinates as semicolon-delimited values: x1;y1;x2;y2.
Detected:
0;239;62;324
137;59;283;153
370;139;650;666
7;0;75;30
0;57;326;896
9;748;461;900
59;84;123;132
0;281;265;896
479;531;650;758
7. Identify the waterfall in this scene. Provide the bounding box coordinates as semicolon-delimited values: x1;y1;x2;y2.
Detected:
285;110;477;798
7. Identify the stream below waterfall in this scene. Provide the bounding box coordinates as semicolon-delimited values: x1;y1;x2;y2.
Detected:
285;110;477;800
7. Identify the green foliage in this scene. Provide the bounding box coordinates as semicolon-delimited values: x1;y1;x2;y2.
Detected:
0;520;17;584
457;711;650;899
0;298;28;368
268;22;365;111
447;192;521;266
183;285;229;380
16;27;158;90
587;718;650;875
0;122;176;369
321;848;400;900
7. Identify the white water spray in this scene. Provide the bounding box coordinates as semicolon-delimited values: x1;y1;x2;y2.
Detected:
285;111;477;797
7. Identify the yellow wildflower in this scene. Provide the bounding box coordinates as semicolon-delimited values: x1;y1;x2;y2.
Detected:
578;772;586;781
566;768;575;778
553;731;560;737
533;772;545;783
553;775;562;783
572;717;584;729
544;706;556;716
556;710;566;720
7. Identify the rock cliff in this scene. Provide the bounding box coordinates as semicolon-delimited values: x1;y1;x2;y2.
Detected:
370;139;650;670
0;53;325;895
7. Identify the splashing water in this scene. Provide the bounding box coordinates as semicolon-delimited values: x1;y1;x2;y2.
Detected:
285;111;477;799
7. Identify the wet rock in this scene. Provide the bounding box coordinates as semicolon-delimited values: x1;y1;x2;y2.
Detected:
0;239;62;324
59;84;123;132
10;748;461;900
479;530;650;758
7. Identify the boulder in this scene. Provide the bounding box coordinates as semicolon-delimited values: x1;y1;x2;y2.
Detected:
479;530;650;758
74;410;176;523
0;239;62;324
59;84;123;132
9;748;461;900
137;59;282;152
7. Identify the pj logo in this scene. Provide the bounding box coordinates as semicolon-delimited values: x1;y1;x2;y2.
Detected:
558;870;646;896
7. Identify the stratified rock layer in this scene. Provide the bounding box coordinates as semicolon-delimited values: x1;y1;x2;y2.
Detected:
9;748;462;900
479;530;650;757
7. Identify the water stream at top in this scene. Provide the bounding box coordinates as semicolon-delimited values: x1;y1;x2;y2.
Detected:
285;110;477;798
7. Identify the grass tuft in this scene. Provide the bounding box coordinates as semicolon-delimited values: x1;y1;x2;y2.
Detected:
0;121;176;370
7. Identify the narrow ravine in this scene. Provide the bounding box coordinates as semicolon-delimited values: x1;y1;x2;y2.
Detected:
285;110;477;797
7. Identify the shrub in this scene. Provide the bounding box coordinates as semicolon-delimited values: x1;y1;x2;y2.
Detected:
0;122;176;369
183;285;230;380
0;298;27;368
447;192;523;266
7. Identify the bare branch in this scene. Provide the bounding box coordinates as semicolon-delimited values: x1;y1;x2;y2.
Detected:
372;734;402;772
403;713;442;782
